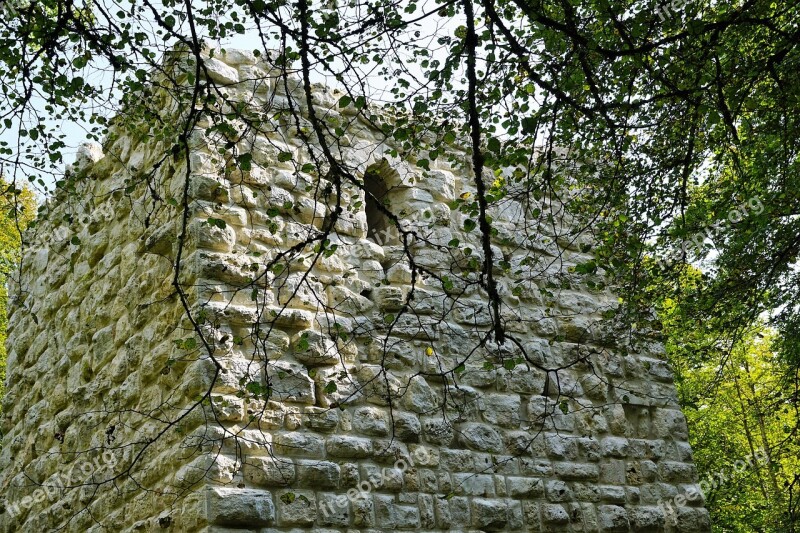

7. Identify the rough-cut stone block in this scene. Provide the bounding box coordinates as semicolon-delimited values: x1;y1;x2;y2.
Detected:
273;432;324;458
481;393;522;428
393;411;421;442
375;495;421;529
326;435;373;458
403;376;441;414
628;505;665;530
302;407;339;432
471;498;508;530
506;476;544;498
276;490;316;526
598;504;629;531
541;503;569;525
242;457;295;487
203;57;241;84
207;487;274;526
421;417;455;446
459;423;504;453
296;460;340;489
352;405;389;436
545;480;573;502
554;462;600;481
316;493;350;526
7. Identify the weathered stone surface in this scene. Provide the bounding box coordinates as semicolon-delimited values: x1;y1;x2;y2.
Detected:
275;490;316;526
0;46;708;533
459;423;505;453
598;504;630;531
243;457;295;487
207;487;274;526
326;435;373;458
375;495;421;529
352;406;389;436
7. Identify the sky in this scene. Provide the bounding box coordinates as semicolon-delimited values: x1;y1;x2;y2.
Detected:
0;0;457;196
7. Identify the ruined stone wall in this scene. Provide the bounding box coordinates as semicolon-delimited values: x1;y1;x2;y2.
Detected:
0;47;710;532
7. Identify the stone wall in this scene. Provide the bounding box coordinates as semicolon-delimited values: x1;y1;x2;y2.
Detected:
0;47;710;532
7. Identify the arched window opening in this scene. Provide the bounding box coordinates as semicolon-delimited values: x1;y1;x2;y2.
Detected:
364;167;393;246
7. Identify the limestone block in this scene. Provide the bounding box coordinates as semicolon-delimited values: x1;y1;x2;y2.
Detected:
402;376;441;414
326;285;373;314
597;504;629;531
267;361;315;405
243;457;295;487
498;367;546;395
316;492;350;526
674;506;712;532
291;329;338;366
421;418;455;447
628;505;665;530
314;364;361;406
301;407;339;432
553;462;600;482
541;503;569;525
206;487;274;526
658;461;697;483
366;338;419;369
506;476;544;498
602;437;631;458
453;473;495;497
418;493;435;528
352;406;389;436
220;48;259;66
276;489;316;526
481;393;521;428
459;423;504;453
296;460;340;489
352;495;375;527
326;435;373;458
273;432;324;458
375;495;421;529
193;218;237;253
357;365;401;405
652;408;689;440
471;498;508;530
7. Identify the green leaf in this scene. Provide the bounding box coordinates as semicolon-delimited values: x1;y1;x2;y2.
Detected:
207;217;227;229
277;151;293;162
338;95;352;108
463;219;477;232
238;153;252;171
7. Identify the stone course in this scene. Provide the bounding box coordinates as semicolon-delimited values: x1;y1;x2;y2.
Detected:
0;46;710;532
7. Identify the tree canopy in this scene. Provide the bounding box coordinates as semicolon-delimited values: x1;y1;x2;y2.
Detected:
1;0;799;528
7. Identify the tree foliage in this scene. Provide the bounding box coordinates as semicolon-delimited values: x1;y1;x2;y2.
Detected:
0;176;36;414
660;267;800;530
